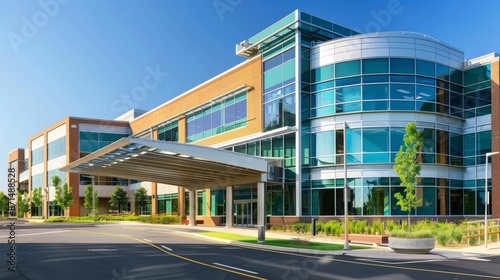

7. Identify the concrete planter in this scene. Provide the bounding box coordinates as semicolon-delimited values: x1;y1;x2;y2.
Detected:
388;237;435;254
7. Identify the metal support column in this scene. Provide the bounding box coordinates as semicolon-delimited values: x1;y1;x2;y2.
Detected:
225;186;233;228
257;181;266;243
188;189;196;226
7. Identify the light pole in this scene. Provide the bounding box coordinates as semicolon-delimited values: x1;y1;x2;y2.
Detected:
82;175;96;221
343;121;350;250
485;151;499;249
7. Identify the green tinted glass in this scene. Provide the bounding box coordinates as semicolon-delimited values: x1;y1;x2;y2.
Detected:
335;60;360;78
362;58;389;74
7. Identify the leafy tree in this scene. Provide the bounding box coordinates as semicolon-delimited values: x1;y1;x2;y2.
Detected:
109;186;128;213
84;184;99;218
17;192;31;218
32;187;43;209
0;191;9;217
134;187;151;215
52;175;74;218
393;122;423;232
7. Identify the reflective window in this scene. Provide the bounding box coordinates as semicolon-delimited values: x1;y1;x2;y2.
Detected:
336;85;361;103
363;84;388;100
362;58;389;74
464;64;491;86
335;60;360;78
436;64;449;81
416;60;435;77
186;92;247;142
390;84;415;100
390;58;414;74
158;122;179;142
48;136;67;160
312;64;334;83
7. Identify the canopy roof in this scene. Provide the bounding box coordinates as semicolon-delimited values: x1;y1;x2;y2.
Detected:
61;138;268;190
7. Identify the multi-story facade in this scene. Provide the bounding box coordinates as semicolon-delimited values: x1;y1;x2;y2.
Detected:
9;10;500;224
15;115;139;218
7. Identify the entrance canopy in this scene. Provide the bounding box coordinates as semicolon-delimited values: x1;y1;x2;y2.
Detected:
61;137;268;190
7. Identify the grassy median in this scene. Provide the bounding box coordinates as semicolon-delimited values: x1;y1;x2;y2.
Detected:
200;232;368;251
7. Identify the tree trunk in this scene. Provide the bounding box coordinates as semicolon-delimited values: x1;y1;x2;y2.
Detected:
407;213;411;232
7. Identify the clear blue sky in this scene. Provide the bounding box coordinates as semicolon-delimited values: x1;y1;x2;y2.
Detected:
1;0;499;193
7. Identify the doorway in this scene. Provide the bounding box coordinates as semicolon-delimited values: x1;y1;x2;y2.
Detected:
233;200;257;227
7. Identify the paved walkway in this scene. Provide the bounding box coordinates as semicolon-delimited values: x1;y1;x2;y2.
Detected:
165;224;500;261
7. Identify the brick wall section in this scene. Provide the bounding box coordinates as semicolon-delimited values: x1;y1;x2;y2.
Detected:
492;60;500;218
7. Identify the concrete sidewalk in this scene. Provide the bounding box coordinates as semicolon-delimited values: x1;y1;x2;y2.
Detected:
164;224;500;261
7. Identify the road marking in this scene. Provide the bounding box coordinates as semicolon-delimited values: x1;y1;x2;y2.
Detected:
463;257;490;262
161;245;173;251
144;239;153;243
0;230;69;238
213;263;259;275
87;249;118;252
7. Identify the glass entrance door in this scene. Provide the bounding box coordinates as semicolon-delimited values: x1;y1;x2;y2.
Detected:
233;201;256;227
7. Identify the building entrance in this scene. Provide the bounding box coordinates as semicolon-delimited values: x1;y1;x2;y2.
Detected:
233;200;257;227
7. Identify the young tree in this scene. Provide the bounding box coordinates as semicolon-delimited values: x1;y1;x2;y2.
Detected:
134;187;151;215
109;186;128;213
0;191;9;217
393;122;423;232
32;187;44;215
84;184;99;218
52;175;74;218
17;192;31;218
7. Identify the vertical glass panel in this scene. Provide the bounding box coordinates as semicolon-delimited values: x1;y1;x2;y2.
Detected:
390;84;415;100
264;100;281;131
273;136;284;158
390;58;415;74
436;130;448;164
302;189;310;215
261;139;272;157
464;188;474;215
336;86;361;103
362;58;389;74
283;59;296;85
416;187;436;215
476;131;491;155
450;189;463;215
315;131;335;165
436;64;449;81
363;128;388;152
346;128;361;153
234;100;247;121
363;84;388;100
314;90;334;107
335;60;361;78
416;59;435;77
283;94;296;126
390;128;405;152
464;133;475;157
363;186;389;215
313;65;334;83
264;65;283;92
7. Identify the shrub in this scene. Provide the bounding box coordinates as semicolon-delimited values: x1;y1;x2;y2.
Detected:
290;222;311;234
45;217;66;223
315;221;324;234
451;228;463;244
386;220;395;231
371;221;384;235
390;229;433;238
436;230;451;246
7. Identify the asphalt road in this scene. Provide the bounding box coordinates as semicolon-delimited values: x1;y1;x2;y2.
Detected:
1;220;500;279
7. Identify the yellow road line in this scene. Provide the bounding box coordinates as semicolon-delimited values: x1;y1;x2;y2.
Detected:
70;229;266;280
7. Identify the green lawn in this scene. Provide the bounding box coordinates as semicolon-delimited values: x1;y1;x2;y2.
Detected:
200;232;368;251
